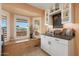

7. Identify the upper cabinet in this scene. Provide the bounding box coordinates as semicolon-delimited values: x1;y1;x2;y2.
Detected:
62;3;72;24
45;3;73;27
49;3;62;15
49;3;61;13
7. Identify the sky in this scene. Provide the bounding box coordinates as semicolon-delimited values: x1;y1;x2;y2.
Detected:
2;20;7;27
16;22;29;27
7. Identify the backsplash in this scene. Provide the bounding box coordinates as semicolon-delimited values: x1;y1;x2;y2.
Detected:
44;23;78;38
46;23;78;32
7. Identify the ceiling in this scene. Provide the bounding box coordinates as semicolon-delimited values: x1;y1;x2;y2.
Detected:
2;7;40;17
2;3;53;17
29;3;53;10
2;4;44;17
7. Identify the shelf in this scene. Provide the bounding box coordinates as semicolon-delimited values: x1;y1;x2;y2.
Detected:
63;16;69;19
62;17;71;24
62;8;69;12
49;9;61;16
63;3;69;10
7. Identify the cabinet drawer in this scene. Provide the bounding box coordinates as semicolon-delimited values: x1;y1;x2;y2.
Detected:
53;38;68;46
41;35;49;40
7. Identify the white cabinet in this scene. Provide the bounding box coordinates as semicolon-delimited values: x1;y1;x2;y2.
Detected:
41;35;50;54
61;3;72;24
48;37;68;56
47;3;73;26
41;35;74;56
50;39;68;56
49;3;62;13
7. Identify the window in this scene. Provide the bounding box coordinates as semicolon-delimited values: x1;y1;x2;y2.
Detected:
2;16;7;40
15;17;29;39
1;10;10;42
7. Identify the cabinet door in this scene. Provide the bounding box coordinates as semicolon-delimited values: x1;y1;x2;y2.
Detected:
41;35;45;49
44;37;55;55
41;35;49;52
54;3;61;10
50;38;68;56
55;43;68;56
48;37;58;55
49;38;57;55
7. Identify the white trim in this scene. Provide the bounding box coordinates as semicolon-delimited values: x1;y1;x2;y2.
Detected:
69;3;72;23
45;10;50;26
15;39;29;43
1;10;10;42
14;15;30;40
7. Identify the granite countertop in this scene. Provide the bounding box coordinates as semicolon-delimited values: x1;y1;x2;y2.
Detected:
42;34;74;40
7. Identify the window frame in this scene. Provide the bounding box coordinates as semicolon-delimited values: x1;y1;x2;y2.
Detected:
14;15;30;40
1;10;10;42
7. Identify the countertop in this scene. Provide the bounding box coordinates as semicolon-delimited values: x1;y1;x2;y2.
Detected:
41;34;74;40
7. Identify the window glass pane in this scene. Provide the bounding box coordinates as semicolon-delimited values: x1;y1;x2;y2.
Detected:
16;21;29;31
16;19;29;37
2;20;7;28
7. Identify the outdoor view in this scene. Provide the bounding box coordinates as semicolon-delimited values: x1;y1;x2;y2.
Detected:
2;19;7;30
2;16;7;39
16;19;29;36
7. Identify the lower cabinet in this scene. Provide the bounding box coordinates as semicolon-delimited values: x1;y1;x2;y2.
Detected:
51;42;68;56
41;35;73;56
41;35;50;54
